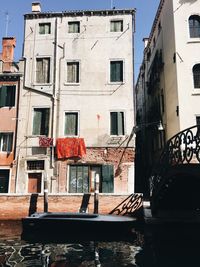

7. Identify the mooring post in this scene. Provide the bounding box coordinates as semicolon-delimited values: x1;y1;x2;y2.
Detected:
94;174;99;214
44;172;48;212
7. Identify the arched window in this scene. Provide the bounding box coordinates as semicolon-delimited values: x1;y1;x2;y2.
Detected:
189;15;200;38
193;64;200;88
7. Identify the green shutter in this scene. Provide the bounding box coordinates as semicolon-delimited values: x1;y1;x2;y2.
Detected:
69;166;77;193
32;109;42;135
102;165;114;193
118;112;124;135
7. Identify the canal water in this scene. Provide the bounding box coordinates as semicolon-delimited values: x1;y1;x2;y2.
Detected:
0;220;200;266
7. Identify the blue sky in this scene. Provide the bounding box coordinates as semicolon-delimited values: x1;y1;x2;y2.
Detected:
0;0;159;79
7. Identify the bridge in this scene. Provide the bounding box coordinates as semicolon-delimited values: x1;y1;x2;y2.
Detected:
150;125;200;216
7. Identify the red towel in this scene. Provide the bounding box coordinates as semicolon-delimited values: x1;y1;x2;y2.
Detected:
39;137;53;147
56;138;86;159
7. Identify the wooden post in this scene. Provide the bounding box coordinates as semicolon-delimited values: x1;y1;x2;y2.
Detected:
44;173;48;212
94;174;99;214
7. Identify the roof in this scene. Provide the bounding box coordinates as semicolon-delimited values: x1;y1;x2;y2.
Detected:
24;8;135;19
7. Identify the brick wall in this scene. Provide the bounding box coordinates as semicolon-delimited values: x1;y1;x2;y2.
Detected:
0;194;130;220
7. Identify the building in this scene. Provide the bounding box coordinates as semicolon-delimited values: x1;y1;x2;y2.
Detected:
15;3;135;203
135;0;200;196
0;37;23;194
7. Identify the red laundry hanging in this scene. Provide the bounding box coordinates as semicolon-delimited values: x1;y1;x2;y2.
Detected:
39;137;53;147
56;138;86;159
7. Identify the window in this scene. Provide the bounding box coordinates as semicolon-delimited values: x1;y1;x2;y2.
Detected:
39;23;51;34
0;85;16;107
67;62;79;83
32;108;50;136
189;15;200;38
64;112;78;136
110;112;125;135
68;21;80;33
193;64;200;88
36;58;50;84
0;170;9;193
69;165;114;193
0;133;13;152
27;160;45;170
110;20;123;32
110;61;123;82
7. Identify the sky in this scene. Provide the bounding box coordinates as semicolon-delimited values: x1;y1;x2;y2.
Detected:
0;0;160;79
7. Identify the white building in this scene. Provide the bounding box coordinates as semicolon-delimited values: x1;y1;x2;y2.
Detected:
135;0;200;195
16;3;135;197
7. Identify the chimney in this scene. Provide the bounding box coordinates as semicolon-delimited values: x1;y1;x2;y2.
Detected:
32;2;41;13
2;37;16;73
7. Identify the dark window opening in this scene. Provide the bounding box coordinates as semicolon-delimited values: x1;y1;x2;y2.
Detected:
39;23;51;34
32;108;50;136
193;64;200;88
0;85;16;107
68;22;80;33
27;160;45;170
189;15;200;38
110;112;125;135
110;61;123;82
0;170;9;193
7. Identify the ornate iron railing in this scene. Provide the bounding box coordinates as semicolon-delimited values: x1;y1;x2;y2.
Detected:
150;125;200;197
109;193;143;216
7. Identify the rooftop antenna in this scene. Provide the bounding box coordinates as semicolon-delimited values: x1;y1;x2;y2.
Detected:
5;11;9;37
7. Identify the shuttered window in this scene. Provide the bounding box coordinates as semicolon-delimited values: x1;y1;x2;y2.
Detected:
67;62;79;83
64;112;78;136
69;164;114;193
36;58;50;83
110;61;123;82
39;23;51;34
69;165;89;193
110;112;125;135
0;85;16;107
32;108;50;136
193;64;200;88
68;21;80;33
101;165;114;193
110;20;123;32
0;133;13;152
189;15;200;38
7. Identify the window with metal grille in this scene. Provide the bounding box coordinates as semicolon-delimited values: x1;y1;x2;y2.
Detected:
68;21;80;33
0;85;16;107
189;15;200;38
32;108;50;136
27;160;44;170
64;112;78;136
110;20;123;32
110;61;123;82
0;133;13;152
110;112;125;135
36;58;50;83
193;64;200;88
39;23;51;34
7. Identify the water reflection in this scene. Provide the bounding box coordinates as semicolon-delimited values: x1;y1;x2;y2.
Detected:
1;221;200;266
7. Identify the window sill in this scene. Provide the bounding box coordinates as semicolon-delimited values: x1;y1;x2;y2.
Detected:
187;39;200;44
192;89;200;95
64;83;80;86
108;82;124;85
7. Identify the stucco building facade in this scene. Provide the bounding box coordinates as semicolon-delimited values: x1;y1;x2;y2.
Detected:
135;0;200;195
15;3;135;200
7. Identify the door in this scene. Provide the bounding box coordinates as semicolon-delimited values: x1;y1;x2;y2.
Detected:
0;170;9;193
28;173;42;193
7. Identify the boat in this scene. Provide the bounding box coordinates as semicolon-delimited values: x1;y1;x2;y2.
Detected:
21;212;138;242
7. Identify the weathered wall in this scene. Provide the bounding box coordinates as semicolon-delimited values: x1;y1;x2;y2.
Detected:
0;194;130;219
